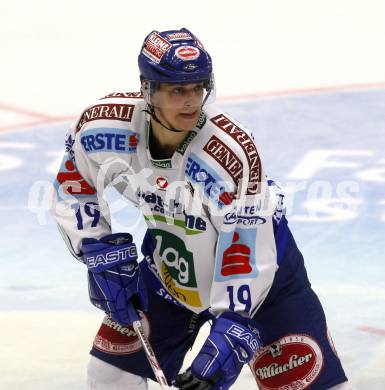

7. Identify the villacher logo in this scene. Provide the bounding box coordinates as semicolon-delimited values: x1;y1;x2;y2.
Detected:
93;313;150;355
250;334;324;389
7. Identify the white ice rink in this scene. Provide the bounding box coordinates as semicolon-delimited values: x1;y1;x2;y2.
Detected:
1;1;385;389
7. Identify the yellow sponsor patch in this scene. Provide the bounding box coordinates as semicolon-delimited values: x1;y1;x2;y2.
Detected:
161;263;202;307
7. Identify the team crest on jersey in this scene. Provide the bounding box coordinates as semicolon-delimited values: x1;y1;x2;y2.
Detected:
185;153;235;209
250;334;324;389
93;313;150;355
80;128;138;154
215;228;258;281
152;229;202;308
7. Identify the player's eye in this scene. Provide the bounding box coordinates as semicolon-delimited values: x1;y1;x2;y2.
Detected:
171;87;184;95
194;85;204;93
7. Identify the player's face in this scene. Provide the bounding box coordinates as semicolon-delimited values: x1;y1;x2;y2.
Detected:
152;82;204;131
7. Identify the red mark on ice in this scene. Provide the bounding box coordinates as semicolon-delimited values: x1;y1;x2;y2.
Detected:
357;326;385;337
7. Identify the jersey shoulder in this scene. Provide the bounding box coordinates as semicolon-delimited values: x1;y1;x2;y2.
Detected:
189;106;263;196
74;92;145;134
202;105;257;152
71;92;146;158
194;107;261;172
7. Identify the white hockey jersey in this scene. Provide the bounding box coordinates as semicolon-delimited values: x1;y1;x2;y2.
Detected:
52;92;284;317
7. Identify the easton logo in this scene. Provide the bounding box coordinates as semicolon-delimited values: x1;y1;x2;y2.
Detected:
76;104;134;132
142;32;172;63
86;245;138;269
227;325;259;352
203;135;243;185
175;46;200;61
210;114;261;195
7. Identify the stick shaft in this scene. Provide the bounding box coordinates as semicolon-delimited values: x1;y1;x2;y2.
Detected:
132;320;170;390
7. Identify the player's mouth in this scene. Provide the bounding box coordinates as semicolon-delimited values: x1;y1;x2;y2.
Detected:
178;110;199;120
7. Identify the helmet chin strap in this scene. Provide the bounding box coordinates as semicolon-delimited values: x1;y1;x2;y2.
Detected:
143;106;185;133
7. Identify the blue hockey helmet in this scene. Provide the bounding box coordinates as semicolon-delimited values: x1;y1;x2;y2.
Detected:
138;28;213;85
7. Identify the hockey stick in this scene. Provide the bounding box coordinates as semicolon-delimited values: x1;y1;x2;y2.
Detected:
128;304;170;389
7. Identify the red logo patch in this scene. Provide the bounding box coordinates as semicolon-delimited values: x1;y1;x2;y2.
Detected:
143;32;172;63
175;46;200;61
219;191;234;206
156;176;168;189
56;159;96;195
221;232;252;276
93;313;150;355
210;114;261;195
203;135;243;186
76;104;135;132
250;334;324;389
129;134;138;148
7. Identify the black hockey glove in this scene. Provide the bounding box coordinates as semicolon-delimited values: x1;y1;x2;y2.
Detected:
174;368;221;390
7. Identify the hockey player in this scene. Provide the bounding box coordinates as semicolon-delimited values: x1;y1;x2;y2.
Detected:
51;28;354;389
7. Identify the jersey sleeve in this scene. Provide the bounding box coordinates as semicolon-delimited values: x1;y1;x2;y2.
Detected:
51;96;143;261
204;115;281;318
51;123;112;261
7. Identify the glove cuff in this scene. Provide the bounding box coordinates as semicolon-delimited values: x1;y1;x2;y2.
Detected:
214;311;262;360
83;233;138;272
